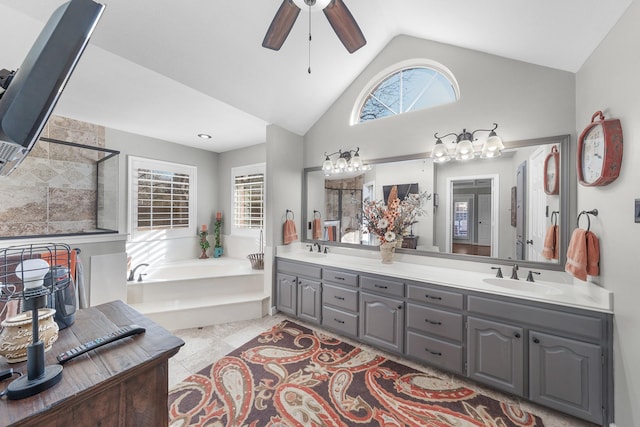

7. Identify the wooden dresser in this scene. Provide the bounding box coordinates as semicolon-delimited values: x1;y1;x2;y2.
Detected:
0;300;184;426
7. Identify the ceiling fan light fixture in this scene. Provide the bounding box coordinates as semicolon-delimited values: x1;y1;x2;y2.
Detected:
292;0;331;11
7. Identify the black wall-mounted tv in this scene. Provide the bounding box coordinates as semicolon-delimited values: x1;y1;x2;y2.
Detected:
0;0;105;176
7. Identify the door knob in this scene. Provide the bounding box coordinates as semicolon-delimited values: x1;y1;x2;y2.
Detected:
514;332;521;339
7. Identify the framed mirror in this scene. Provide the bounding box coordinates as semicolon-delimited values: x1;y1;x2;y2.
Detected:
303;135;571;270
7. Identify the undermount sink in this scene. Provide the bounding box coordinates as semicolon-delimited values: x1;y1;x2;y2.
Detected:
482;277;563;296
304;251;327;258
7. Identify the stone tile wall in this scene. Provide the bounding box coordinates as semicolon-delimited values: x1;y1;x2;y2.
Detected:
0;115;108;237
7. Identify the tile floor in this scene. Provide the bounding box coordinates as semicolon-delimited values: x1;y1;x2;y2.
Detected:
168;314;596;427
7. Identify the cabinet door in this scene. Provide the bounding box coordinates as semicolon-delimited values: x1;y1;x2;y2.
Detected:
359;292;404;353
530;331;603;424
467;316;524;396
276;273;297;315
297;279;321;324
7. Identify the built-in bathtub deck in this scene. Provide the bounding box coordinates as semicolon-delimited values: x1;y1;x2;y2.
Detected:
126;258;268;330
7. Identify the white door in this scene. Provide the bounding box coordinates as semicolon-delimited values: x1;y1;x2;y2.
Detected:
527;147;547;262
478;194;491;246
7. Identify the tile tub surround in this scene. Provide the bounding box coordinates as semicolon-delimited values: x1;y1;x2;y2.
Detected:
0;115;106;237
169;315;597;427
276;245;613;313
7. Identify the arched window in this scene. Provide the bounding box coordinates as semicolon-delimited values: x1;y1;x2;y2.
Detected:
353;60;459;124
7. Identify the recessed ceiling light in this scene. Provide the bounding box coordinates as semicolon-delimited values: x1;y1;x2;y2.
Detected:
197;133;212;139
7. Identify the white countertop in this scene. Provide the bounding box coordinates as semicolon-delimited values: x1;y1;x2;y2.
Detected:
277;248;613;314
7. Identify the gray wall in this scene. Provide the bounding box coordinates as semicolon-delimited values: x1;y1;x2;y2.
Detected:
576;2;640;425
106;128;219;264
304;35;576;168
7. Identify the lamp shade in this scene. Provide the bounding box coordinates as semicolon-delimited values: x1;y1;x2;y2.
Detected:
322;157;333;172
350;152;363;169
336;157;348;170
431;139;451;163
455;138;475;160
480;132;504;158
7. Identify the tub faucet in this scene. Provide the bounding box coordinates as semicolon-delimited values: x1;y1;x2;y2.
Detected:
128;263;149;281
510;264;519;280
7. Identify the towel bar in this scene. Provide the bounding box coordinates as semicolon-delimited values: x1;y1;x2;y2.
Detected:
577;209;598;231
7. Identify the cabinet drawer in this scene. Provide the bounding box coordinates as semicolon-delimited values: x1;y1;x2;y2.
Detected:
467;296;603;341
360;275;404;297
277;260;321;279
323;269;358;287
406;331;464;374
407;303;463;342
323;284;358;312
407;284;463;310
322;306;358;337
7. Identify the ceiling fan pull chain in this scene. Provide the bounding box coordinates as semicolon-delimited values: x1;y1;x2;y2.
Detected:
308;3;312;74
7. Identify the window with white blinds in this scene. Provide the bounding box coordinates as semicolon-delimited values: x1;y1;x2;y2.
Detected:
128;156;196;240
232;163;265;233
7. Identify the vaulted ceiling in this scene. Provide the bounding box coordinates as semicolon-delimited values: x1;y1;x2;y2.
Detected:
0;0;631;152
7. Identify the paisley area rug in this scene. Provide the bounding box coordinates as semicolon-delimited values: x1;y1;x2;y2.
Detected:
168;320;543;426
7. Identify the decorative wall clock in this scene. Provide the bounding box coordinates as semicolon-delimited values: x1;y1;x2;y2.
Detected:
577;110;623;186
544;145;560;195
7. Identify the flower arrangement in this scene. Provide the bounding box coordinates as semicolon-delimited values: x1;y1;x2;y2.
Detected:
363;186;431;244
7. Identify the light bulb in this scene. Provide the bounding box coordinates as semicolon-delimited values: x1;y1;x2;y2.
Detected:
15;258;50;290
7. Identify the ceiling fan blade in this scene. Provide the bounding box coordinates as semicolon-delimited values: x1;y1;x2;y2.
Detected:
323;0;366;53
262;0;301;51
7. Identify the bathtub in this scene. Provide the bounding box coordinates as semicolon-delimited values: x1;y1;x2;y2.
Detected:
138;257;260;283
126;257;268;330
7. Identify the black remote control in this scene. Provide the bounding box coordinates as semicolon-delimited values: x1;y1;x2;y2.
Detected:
56;324;146;365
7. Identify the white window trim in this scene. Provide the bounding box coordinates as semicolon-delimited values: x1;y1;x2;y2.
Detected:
127;155;197;242
350;58;460;125
231;162;266;237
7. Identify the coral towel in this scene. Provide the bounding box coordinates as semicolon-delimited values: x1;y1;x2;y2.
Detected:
283;219;298;245
541;225;559;260
565;229;600;281
312;218;322;240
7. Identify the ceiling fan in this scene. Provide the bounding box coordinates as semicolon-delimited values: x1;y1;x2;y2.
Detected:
262;0;366;54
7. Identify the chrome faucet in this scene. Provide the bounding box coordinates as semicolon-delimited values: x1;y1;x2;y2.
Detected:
510;264;519;280
128;263;149;281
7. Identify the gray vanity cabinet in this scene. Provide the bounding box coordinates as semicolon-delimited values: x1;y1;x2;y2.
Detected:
467;294;610;425
274;257;612;426
360;292;404;354
405;283;465;374
297;279;322;324
322;267;359;337
467;316;525;396
276;260;322;321
275;273;297;316
529;331;602;423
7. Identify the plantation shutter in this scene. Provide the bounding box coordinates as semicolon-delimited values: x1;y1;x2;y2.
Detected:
136;168;191;230
233;172;264;229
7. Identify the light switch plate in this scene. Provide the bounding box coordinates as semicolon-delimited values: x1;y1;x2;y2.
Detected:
635;199;640;223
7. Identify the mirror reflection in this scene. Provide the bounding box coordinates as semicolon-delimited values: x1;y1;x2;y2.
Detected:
304;135;569;266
